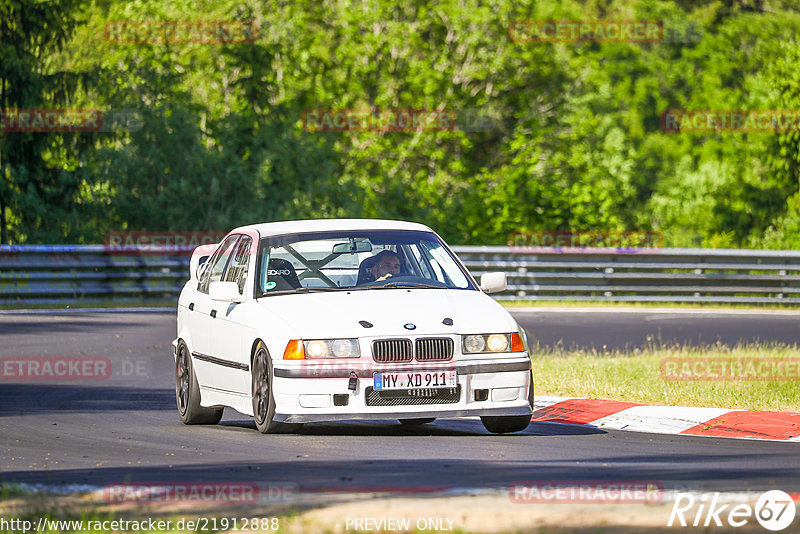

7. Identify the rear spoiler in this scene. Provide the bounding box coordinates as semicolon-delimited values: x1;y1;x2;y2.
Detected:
189;243;219;281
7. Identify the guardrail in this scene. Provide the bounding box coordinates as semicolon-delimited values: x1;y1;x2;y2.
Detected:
457;246;800;303
0;245;188;306
3;245;800;305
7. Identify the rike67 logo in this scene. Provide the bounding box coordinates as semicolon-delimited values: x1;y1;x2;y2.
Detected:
669;490;796;531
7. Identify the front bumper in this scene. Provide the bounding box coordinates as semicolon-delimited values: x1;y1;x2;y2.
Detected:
271;358;532;424
274;406;531;423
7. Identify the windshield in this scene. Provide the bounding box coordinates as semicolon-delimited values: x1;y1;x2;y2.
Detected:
255;230;475;296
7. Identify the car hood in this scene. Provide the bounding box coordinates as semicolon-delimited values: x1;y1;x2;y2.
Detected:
258;288;517;338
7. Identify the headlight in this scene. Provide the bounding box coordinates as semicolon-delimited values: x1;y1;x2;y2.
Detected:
486;334;509;352
462;333;525;354
463;334;486;353
302;339;360;359
306;340;328;358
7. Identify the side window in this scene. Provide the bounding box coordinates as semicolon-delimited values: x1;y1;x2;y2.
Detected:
223;236;252;295
198;235;240;294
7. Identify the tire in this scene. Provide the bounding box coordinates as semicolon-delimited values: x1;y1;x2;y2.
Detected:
480;371;534;434
481;414;531;434
175;341;224;425
398;418;436;425
252;343;303;434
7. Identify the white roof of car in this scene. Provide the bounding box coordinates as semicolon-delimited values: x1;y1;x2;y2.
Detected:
232;219;434;237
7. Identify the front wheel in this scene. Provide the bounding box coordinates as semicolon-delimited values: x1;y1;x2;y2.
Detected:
252;343;302;434
481;415;531;434
175;341;223;425
481;371;534;434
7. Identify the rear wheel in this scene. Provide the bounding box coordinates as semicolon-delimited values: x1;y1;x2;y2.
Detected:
398;418;436;425
175;341;223;425
480;371;534;434
252;343;302;434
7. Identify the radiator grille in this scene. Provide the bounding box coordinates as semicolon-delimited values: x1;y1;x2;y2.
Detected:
415;337;454;361
372;339;413;363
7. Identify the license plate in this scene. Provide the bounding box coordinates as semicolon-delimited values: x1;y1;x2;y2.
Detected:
373;371;457;391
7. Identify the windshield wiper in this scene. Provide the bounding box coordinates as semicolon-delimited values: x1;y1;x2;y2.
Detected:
374;282;445;289
263;286;343;296
293;286;344;293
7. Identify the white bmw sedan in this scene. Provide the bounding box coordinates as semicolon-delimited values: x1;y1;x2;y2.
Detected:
173;219;533;434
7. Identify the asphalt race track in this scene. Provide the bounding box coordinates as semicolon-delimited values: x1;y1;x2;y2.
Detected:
513;307;800;351
1;309;799;494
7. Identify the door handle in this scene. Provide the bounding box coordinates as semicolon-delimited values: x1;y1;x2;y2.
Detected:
210;310;217;318
189;303;194;311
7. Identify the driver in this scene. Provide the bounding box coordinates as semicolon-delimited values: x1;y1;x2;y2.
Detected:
369;249;402;282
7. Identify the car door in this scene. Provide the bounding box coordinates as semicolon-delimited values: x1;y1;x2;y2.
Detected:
191;234;241;387
204;234;255;395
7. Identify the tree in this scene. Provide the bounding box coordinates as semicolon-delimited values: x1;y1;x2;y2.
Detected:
0;0;97;243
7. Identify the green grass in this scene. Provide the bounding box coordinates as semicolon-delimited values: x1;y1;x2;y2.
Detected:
532;342;800;412
0;483;29;499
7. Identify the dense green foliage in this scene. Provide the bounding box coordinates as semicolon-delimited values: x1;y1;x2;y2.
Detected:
0;0;98;243
2;0;800;247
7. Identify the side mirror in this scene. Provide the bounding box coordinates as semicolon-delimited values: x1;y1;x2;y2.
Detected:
190;243;218;281
480;272;507;294
195;256;210;280
209;281;244;303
